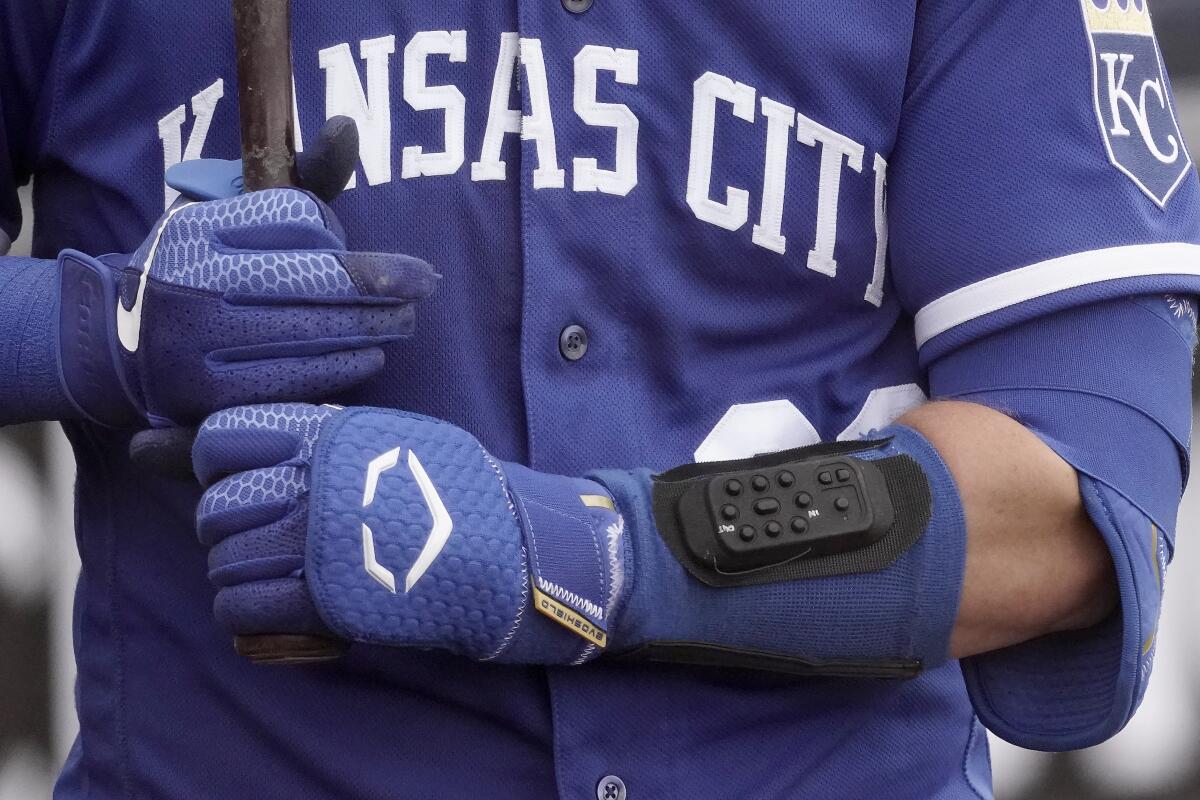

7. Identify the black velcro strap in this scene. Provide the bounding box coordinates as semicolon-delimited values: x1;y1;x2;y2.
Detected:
615;641;922;680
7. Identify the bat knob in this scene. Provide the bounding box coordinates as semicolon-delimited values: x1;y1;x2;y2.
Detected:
234;634;349;665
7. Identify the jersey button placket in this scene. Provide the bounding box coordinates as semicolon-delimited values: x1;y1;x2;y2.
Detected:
562;0;594;13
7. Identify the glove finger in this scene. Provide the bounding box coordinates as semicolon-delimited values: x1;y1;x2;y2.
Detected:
297;116;359;204
214;578;328;637
215;300;416;345
173;188;345;251
183;249;358;298
339;251;438;300
197;464;307;543
210;334;405;363
203;347;386;411
193;404;333;484
210;249;436;302
128;427;200;481
208;501;309;584
164;117;358;205
194;429;306;487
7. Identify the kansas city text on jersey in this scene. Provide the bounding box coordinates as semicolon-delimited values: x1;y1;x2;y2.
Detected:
158;31;890;308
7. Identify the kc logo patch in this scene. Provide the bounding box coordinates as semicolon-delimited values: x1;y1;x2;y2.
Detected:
1082;0;1191;207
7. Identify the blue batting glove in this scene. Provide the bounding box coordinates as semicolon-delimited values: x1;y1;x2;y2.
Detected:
192;404;627;664
57;191;435;428
54;118;434;430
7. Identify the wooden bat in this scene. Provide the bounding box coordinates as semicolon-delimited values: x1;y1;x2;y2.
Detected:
231;0;347;665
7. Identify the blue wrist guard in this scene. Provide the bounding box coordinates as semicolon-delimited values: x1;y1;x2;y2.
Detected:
601;424;966;676
196;404;967;676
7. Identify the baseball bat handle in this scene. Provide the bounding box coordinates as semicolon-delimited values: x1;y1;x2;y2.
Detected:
231;0;345;664
234;633;348;665
233;0;301;191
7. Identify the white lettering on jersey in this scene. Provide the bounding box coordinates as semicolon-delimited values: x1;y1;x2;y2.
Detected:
751;97;796;254
864;154;889;307
153;38;893;309
157;79;225;209
694;400;820;462
290;75;305;155
696;386;929;462
836;384;926;441
402;30;468;179
319;35;397;189
572;46;640;196
519;38;566;189
687;71;756;231
796;111;865;277
472;32;522;182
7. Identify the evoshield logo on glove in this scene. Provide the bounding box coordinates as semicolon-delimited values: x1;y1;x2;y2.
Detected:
361;446;454;593
531;582;608;649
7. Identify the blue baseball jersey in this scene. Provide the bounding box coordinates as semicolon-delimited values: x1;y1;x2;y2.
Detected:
2;1;1198;798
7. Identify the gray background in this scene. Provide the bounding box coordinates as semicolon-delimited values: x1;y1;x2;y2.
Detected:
2;4;1200;797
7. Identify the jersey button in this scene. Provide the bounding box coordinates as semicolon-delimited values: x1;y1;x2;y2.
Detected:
597;775;627;800
559;325;589;361
563;0;593;13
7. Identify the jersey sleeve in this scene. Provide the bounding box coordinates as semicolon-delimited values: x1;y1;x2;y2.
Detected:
929;294;1193;750
888;0;1200;364
0;0;66;252
891;1;1198;750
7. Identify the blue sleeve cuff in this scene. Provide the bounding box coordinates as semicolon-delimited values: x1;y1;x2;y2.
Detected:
0;256;77;423
931;295;1188;750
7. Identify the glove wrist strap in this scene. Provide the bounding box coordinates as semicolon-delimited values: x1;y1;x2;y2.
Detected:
57;250;141;427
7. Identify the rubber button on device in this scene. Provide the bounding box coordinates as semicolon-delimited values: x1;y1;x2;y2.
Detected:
765;521;782;537
834;496;850;512
795;492;812;508
597;775;626;800
721;504;739;521
777;470;795;488
559;325;589;361
753;498;780;516
725;479;743;497
836;468;851;483
818;471;833;485
790;517;808;534
739;525;757;542
751;475;769;492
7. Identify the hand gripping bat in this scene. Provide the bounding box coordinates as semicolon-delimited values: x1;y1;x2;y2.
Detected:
228;0;348;665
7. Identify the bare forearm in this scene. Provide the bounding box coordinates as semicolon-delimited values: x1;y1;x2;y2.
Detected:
898;401;1118;660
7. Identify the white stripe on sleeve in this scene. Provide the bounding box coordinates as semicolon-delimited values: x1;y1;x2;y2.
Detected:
914;243;1200;347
